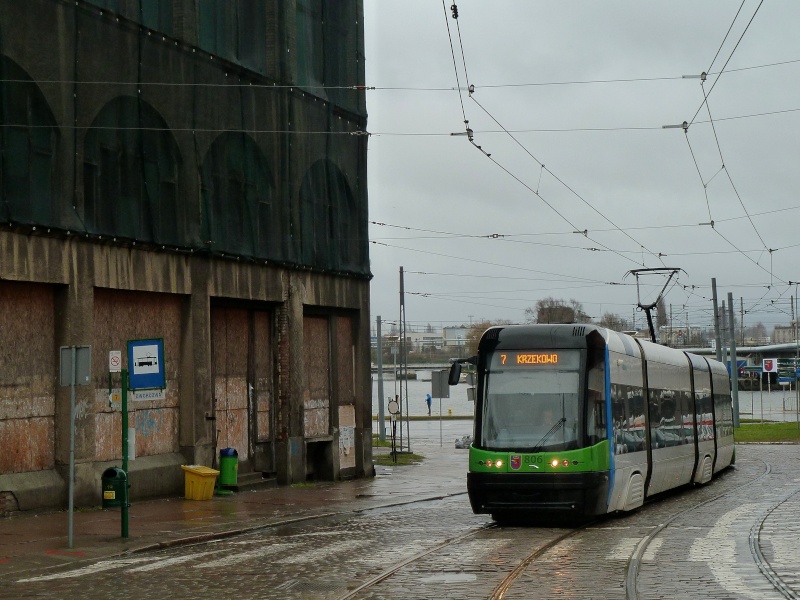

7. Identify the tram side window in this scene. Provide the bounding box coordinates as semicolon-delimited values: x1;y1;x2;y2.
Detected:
586;344;607;445
680;390;695;444
647;362;692;449
713;371;733;438
649;393;681;448
609;351;645;454
696;393;714;441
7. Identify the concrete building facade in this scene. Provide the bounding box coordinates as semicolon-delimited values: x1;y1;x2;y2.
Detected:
0;0;372;512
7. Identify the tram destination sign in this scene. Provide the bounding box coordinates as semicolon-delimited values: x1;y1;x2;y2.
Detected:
492;350;580;369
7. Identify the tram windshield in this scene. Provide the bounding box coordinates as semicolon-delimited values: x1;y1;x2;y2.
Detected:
481;349;581;451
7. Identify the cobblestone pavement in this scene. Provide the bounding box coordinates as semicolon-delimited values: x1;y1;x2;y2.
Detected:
5;441;800;599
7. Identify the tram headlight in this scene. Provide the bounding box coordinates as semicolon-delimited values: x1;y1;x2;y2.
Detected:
551;459;559;468
486;459;493;467
495;460;504;468
562;459;569;467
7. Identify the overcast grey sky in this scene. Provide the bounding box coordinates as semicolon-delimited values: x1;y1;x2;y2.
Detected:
363;1;800;334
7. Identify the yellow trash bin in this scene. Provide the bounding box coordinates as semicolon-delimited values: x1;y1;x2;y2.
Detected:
181;465;220;500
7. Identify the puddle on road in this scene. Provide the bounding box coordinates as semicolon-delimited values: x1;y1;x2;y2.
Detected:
418;573;478;584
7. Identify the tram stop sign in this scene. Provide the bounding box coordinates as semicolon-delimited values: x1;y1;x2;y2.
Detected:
127;338;165;390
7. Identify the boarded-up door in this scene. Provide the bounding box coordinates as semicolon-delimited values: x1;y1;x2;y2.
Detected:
211;307;272;466
303;316;330;438
335;316;355;470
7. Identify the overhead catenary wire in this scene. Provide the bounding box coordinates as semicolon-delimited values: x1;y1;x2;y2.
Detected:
368;3;800;328
435;3;671;279
8;55;800;91
688;0;766;127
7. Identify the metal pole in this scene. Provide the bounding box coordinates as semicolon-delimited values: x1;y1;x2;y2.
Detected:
68;346;76;549
376;316;386;441
720;301;728;372
398;268;404;451
400;266;410;452
712;279;722;362
795;289;799;430
740;297;744;346
727;293;740;428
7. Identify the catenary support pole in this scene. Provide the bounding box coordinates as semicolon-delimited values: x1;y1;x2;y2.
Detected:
720;301;728;390
712;279;722;362
376;316;385;441
728;292;740;428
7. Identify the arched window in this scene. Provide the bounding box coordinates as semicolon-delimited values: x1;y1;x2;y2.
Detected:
299;160;364;272
0;56;57;225
83;96;181;244
200;132;276;259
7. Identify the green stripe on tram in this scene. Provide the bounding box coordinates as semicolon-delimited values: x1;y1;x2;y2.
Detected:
469;440;611;473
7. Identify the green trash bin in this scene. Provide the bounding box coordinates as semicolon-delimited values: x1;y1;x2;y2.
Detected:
101;467;128;508
219;448;238;487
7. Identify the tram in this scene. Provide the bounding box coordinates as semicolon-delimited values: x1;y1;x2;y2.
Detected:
449;324;735;520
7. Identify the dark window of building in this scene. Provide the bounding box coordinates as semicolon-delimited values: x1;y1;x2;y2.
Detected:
296;0;324;89
299;160;363;272
197;0;266;74
0;57;57;226
140;0;173;34
296;0;358;108
200;132;276;259
83;96;181;244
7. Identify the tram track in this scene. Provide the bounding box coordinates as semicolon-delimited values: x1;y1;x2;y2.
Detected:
333;459;782;600
334;522;498;600
625;458;777;600
487;521;595;600
748;487;800;600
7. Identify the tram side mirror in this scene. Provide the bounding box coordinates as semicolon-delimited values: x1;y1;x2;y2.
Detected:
448;363;462;386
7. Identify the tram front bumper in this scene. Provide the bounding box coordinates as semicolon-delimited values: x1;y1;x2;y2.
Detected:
467;471;610;516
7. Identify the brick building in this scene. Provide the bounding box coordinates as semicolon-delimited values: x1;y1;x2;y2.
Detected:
0;0;372;511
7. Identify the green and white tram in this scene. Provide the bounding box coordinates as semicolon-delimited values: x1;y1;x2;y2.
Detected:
450;324;734;520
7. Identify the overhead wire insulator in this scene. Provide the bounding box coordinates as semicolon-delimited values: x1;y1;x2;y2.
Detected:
451;3;459;18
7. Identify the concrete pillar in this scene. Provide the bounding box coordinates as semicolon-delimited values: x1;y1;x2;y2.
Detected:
53;241;96;505
179;257;213;466
275;272;305;484
353;291;374;477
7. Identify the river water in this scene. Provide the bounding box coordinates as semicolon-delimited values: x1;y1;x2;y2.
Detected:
371;370;474;448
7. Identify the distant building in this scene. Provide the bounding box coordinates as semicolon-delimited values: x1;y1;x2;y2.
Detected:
443;326;469;347
772;326;796;344
0;0;371;512
408;332;444;351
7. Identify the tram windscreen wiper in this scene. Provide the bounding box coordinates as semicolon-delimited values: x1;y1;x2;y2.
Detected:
532;417;566;452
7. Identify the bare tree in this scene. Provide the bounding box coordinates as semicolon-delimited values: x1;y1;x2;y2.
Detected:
529;297;590;324
599;312;628;331
569;299;593;323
